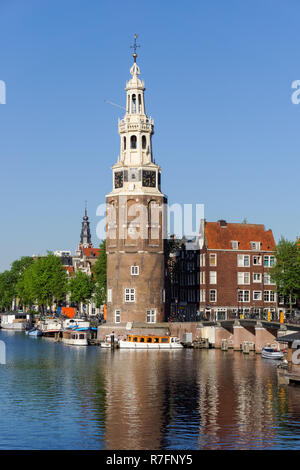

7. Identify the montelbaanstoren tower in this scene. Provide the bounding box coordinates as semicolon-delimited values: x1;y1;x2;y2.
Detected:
106;35;167;325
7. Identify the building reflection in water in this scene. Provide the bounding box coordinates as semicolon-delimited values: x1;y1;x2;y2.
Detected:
99;348;293;450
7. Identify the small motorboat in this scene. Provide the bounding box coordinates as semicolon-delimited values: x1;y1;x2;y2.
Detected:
100;334;115;348
262;347;284;359
26;327;42;337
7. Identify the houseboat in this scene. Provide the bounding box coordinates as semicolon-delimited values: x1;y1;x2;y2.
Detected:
61;328;90;346
0;312;32;331
37;317;62;337
118;334;183;349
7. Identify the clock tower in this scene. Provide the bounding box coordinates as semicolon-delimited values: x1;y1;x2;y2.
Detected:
106;38;167;325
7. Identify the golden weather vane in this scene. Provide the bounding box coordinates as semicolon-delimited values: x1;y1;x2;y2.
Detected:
130;33;140;62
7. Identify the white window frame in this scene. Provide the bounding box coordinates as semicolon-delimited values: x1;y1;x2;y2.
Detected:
264;273;274;285
209;253;217;267
264;290;276;302
251;241;261;250
124;288;135;303
238;290;250;302
200;272;205;285
107;288;112;303
115;309;121;323
209;271;217;284
253;273;262;283
264;255;275;267
146;309;156;323
209;289;217;302
231;241;239;250
200;289;206;302
131;265;139;275
253;291;262;301
238;272;250;285
238;254;250;267
253;255;262;266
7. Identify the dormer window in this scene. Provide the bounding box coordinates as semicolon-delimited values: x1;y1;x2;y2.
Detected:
251;242;261;250
231;241;239;250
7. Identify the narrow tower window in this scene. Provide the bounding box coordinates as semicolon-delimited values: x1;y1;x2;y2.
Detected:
131;94;136;113
123;136;126;150
130;135;137;149
142;135;146;149
138;94;142;113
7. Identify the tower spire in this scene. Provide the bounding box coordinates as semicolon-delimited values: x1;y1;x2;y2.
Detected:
80;203;92;249
130;33;140;63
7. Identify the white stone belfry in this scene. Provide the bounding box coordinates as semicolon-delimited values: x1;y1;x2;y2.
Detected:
108;54;163;198
118;59;154;167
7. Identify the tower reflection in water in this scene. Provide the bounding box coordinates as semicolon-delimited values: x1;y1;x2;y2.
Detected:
101;349;290;450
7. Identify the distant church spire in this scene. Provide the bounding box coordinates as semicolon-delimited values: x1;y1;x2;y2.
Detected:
80;202;92;249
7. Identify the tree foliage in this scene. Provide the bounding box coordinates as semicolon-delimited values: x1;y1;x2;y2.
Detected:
93;240;107;308
22;253;68;313
69;271;94;308
269;237;300;313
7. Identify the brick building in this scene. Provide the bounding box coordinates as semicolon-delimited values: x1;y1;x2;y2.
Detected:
198;219;277;321
169;237;200;321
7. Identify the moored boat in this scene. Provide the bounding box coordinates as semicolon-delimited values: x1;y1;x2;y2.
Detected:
26;327;42;337
0;312;32;331
61;328;90;346
261;347;284;359
37;317;62;337
100;334;115;348
118;334;183;349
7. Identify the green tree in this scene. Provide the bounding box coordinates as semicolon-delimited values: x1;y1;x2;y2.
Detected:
12;257;34;310
0;271;15;311
23;252;68;314
269;237;300;315
69;271;94;314
93;240;107;308
0;256;34;311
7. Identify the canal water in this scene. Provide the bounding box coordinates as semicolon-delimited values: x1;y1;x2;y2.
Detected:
1;330;300;450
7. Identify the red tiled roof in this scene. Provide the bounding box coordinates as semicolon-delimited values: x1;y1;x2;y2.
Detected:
205;221;275;251
83;248;101;257
64;266;75;277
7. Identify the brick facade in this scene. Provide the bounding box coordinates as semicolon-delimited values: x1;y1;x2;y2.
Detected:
199;219;277;321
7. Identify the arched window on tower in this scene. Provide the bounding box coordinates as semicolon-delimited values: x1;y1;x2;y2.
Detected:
131;94;136;113
123;137;126;150
138;94;142;113
130;135;137;149
142;135;146;149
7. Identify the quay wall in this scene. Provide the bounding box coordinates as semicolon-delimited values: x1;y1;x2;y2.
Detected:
97;321;287;353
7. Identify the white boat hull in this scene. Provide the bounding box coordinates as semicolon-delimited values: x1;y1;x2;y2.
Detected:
100;342;111;348
62;338;88;346
262;349;283;359
118;340;183;349
1;322;29;331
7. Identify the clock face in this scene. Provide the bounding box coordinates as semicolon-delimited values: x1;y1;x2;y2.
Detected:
128;168;140;182
142;170;156;187
114;171;123;188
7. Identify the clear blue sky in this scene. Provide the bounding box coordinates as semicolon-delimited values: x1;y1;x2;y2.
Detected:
0;0;300;271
